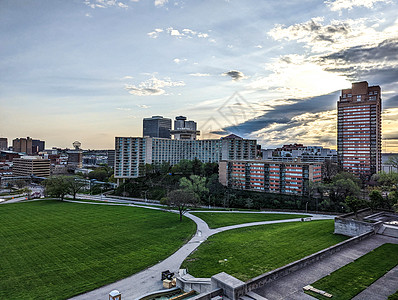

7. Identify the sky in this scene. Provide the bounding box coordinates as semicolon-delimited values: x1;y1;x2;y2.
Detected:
0;0;398;151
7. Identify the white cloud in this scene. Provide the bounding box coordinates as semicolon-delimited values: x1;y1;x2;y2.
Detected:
147;28;164;39
255;45;263;48
125;76;185;96
325;0;390;11
121;75;133;80
155;0;168;6
148;27;211;40
137;104;151;109
189;73;211;77
173;58;187;64
116;107;132;111
84;0;129;9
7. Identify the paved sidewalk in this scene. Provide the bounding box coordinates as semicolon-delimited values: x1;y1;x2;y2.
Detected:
253;235;398;300
69;201;334;300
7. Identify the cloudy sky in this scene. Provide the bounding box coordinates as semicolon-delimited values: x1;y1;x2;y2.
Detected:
1;0;397;150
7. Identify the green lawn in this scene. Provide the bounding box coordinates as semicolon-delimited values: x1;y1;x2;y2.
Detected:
0;200;196;299
190;212;310;228
306;243;398;300
182;220;347;281
389;290;398;300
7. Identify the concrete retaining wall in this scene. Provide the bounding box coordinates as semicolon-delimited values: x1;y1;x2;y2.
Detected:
244;231;373;293
177;275;212;294
188;288;223;300
334;217;383;237
205;231;374;300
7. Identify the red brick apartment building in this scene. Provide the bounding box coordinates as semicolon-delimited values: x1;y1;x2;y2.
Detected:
337;81;382;178
219;160;322;196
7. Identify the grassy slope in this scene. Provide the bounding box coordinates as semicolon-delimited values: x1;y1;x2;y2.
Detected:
307;243;398;300
0;200;196;299
182;220;347;281
190;212;310;228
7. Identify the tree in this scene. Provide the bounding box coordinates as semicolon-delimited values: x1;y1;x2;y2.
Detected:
322;160;340;183
345;196;364;219
368;190;384;211
386;155;398;170
67;177;86;200
44;176;70;201
180;175;209;203
166;189;198;221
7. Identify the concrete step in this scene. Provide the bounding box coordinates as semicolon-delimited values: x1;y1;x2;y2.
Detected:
240;296;253;300
246;291;269;300
382;226;398;238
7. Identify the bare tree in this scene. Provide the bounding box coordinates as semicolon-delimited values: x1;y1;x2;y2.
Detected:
166;189;198;221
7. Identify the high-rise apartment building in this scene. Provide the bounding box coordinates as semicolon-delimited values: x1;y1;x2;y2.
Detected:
337;81;382;178
114;135;257;183
143;116;172;139
0;138;7;150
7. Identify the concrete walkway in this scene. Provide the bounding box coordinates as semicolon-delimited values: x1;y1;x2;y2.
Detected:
68;200;334;300
253;234;398;300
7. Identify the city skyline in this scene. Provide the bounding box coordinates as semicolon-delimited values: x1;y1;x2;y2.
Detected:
1;0;398;150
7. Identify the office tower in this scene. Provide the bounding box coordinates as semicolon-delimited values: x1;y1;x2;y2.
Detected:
337;81;382;178
32;139;45;154
171;116;200;140
13;137;33;155
0;138;7;150
143;116;172;139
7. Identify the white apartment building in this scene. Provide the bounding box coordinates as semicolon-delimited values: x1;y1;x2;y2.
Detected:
115;134;257;183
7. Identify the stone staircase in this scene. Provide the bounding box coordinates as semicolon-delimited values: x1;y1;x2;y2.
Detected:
378;225;398;238
239;291;269;300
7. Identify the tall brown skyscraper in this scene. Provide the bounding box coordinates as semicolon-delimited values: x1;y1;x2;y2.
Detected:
337;81;382;179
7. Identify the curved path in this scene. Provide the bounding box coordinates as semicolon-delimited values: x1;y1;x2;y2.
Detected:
68;199;335;300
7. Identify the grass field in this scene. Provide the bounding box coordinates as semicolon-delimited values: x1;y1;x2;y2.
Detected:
181;220;347;281
389;290;398;300
190;212;310;228
306;243;398;300
0;200;196;299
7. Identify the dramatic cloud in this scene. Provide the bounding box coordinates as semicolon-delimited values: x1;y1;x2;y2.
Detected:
124;76;185;96
248;55;349;98
320;38;398;82
84;0;129;9
222;70;247;81
147;27;211;40
325;0;390;11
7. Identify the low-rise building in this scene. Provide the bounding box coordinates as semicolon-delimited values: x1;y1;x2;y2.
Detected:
12;156;50;177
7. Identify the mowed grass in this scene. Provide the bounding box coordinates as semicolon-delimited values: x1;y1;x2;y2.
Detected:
0;200;196;299
306;243;398;300
182;220;347;281
190;212;310;228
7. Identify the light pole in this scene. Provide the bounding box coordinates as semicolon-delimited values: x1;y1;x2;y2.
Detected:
306;201;309;213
